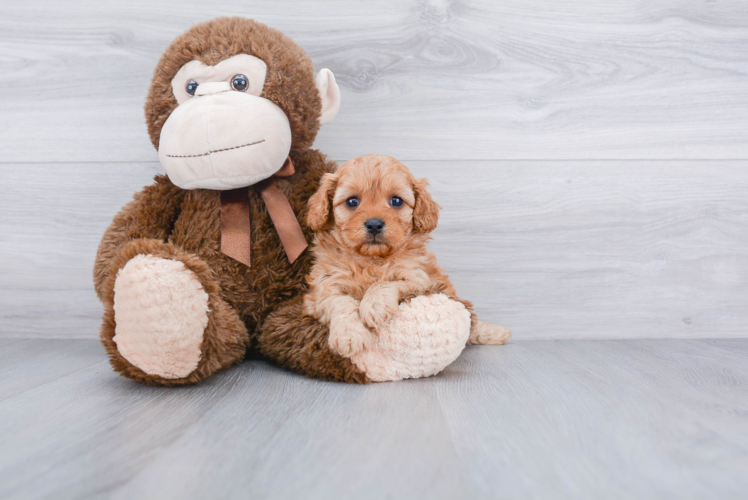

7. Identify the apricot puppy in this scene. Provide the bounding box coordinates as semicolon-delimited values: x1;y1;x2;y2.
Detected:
303;154;511;357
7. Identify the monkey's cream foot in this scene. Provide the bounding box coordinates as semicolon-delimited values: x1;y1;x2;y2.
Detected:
351;294;471;382
112;255;210;379
328;314;373;358
469;321;512;345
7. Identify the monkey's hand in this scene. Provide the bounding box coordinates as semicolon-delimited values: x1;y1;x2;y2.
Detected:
359;283;401;330
328;312;373;357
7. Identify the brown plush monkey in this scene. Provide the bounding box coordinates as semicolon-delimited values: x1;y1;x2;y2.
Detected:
94;17;356;385
95;17;479;386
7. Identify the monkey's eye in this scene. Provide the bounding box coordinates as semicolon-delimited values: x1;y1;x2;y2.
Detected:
231;74;249;92
345;197;359;209
390;196;404;207
186;80;199;96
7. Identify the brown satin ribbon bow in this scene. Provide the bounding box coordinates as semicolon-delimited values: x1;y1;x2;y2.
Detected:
220;157;308;267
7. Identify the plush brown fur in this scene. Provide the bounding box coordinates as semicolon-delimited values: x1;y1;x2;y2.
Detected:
98;239;249;386
94;18;356;385
145;17;320;154
301;155;511;358
258;297;370;384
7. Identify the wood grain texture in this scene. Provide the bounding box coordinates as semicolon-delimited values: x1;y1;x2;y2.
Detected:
0;0;746;162
0;162;163;337
419;160;748;339
0;339;104;402
1;1;746;340
0;339;747;499
2;160;746;339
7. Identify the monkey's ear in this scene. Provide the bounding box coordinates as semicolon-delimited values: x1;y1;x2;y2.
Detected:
307;172;338;231
315;69;341;125
412;178;440;234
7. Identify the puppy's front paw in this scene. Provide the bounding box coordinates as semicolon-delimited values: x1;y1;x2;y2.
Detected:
329;315;373;357
359;286;400;330
470;321;512;345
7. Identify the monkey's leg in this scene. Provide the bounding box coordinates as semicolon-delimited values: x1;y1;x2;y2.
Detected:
257;297;370;384
99;239;248;386
258;294;493;383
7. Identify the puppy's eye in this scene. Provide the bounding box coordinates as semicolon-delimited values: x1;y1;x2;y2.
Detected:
390;196;404;207
345;197;360;208
231;74;249;92
186;80;199;96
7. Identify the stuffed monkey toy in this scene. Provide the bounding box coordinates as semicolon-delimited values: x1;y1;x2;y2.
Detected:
94;17;475;385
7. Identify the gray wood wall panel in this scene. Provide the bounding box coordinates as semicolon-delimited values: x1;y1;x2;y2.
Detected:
0;1;746;339
2;160;746;339
0;0;747;162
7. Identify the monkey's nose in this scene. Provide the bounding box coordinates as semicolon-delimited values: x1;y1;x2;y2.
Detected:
195;81;232;96
364;218;385;235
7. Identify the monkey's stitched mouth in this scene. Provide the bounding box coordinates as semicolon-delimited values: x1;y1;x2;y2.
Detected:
166;139;265;158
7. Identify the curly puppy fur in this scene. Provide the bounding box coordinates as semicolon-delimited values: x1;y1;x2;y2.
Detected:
302;154;511;359
95;17;365;385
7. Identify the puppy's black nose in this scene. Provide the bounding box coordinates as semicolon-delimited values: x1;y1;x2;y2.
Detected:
364;218;385;235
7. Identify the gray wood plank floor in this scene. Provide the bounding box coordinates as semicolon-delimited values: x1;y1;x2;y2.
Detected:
1;339;747;500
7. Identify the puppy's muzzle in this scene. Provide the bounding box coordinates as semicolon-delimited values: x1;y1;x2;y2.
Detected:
364;218;385;236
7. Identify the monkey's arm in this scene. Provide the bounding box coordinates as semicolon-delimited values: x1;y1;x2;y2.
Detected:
93;175;185;300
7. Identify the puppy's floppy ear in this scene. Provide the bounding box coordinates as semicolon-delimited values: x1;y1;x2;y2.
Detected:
412;178;440;233
307;172;338;231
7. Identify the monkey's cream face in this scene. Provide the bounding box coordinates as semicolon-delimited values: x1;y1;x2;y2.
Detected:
158;54;339;190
